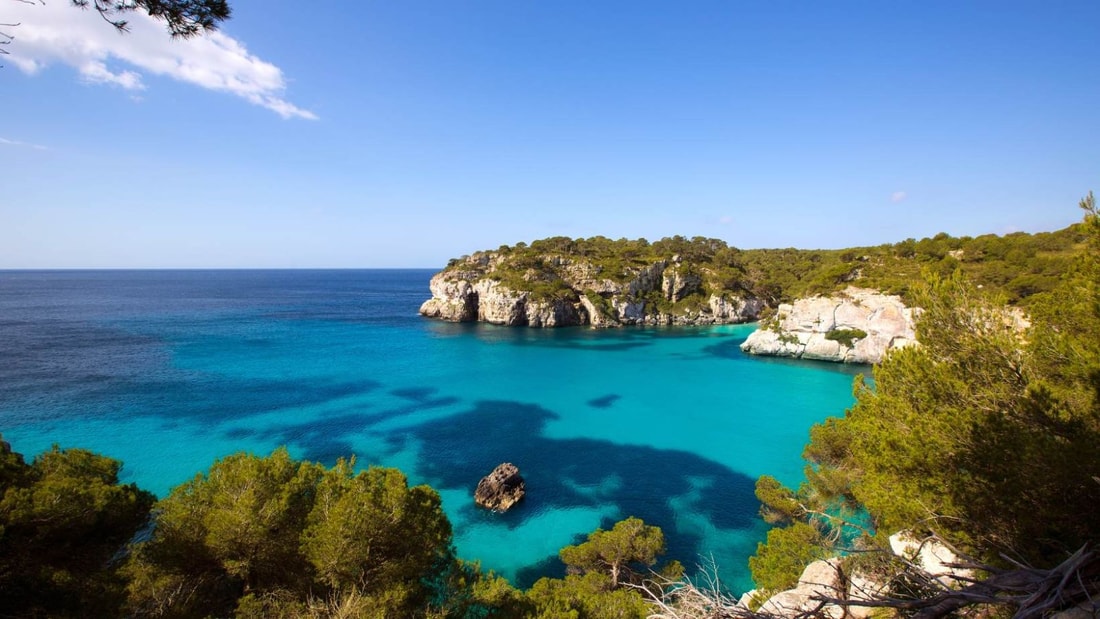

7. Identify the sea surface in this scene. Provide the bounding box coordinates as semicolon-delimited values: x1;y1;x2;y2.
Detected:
0;269;862;593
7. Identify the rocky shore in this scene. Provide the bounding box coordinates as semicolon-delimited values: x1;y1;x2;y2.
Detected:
420;253;918;364
419;253;762;328
739;287;917;364
738;532;971;618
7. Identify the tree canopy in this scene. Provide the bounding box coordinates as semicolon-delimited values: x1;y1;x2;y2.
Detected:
750;194;1100;612
73;0;231;37
121;448;457;618
559;517;681;589
441;223;1087;310
0;438;155;617
0;436;684;618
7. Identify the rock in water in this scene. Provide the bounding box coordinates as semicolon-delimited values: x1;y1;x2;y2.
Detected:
475;463;526;511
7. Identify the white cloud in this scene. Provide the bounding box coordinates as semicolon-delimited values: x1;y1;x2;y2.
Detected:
0;136;49;151
5;2;316;120
718;215;734;225
891;191;907;203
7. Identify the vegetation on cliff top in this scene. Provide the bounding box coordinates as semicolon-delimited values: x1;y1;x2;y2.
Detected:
442;223;1086;307
750;194;1100;614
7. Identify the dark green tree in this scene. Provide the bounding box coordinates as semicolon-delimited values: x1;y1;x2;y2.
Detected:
558;517;681;589
525;572;650;619
123;448;458;618
73;0;231;37
0;437;155;618
749;194;1100;610
301;460;453;605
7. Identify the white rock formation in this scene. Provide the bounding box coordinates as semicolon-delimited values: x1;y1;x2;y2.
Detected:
419;256;761;328
742;531;1002;618
740;287;918;364
418;275;478;322
888;531;973;587
759;559;846;619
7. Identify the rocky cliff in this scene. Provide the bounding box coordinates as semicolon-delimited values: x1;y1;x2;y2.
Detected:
419;251;763;328
737;533;973;618
739;287;917;364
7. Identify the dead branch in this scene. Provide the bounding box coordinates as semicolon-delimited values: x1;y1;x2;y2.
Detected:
809;543;1099;619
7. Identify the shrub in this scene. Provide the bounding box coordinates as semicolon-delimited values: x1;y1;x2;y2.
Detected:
824;328;867;348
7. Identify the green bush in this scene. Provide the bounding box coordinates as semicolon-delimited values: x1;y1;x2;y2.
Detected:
824;328;868;348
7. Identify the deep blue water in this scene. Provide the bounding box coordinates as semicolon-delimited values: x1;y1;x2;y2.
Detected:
0;269;861;592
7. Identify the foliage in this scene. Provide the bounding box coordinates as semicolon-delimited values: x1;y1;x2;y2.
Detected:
558;517;682;589
519;517;683;619
431;560;530;619
747;521;829;593
823;328;868;348
73;0;232;37
0;437;685;619
0;437;156;618
439;224;1086;315
749;195;1100;611
525;572;650;619
582;288;615;321
123;448;456;618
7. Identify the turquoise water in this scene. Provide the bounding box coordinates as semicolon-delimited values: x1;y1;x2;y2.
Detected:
0;270;861;592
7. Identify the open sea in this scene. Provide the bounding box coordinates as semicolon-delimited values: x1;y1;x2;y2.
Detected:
0;269;862;593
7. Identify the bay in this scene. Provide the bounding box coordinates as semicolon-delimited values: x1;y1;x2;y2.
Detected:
0;269;861;592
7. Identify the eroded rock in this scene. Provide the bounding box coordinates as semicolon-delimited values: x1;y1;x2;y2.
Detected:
740;287;918;364
474;462;526;512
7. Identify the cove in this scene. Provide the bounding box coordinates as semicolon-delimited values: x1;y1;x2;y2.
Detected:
0;269;862;593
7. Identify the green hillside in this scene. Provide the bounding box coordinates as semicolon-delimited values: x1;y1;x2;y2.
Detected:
441;223;1087;309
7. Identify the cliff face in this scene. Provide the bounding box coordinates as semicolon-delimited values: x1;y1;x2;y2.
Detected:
419;253;762;328
420;247;919;364
739;287;917;364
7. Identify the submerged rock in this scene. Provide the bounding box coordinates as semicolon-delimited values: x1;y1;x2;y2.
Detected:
474;463;526;512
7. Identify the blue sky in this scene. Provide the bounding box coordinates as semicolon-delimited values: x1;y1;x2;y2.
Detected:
2;1;1098;268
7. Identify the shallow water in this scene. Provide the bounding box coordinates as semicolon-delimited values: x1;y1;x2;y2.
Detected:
0;269;862;592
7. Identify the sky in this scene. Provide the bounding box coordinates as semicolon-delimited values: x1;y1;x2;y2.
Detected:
2;1;1098;268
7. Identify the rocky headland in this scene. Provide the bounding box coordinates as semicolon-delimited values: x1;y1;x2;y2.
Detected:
420;227;1078;363
419;246;762;328
739;287;918;364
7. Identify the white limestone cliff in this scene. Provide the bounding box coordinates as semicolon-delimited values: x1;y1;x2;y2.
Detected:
419;255;761;328
740;287;917;364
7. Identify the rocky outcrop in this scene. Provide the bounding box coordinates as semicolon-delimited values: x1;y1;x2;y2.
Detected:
474;463;526;512
740;287;917;364
738;533;974;618
757;559;847;619
888;531;973;587
418;276;479;322
420;253;761;328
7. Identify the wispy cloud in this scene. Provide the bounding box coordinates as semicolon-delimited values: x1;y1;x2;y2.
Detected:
5;2;316;120
891;191;908;203
0;136;48;151
718;215;733;225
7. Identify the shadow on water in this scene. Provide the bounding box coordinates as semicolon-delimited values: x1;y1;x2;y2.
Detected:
702;339;868;377
427;321;741;352
228;387;460;464
391;399;760;588
4;368;388;431
586;394;621;409
515;555;569;588
162;377;385;425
